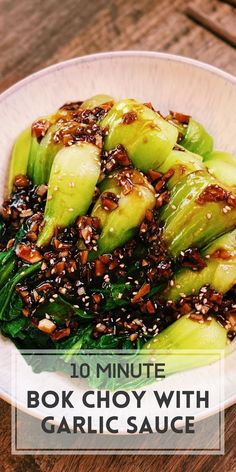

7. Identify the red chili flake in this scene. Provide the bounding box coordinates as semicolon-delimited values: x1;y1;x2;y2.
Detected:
148;169;162;182
130;333;138;342
117;170;133;195
110;145;131;166
179;248;207;271
16;243;42;263
32;119;51;141
51;328;71;341
101;192;119;211
81;226;92;243
227;194;236;208
198;185;228;204
108;260;119;270
79;250;89;265
131;283;151;303
6;238;15;249
22;308;30;317
92;293;102;304
14;175;30;189
16;286;29;297
156;191;170;207
0;208;9;221
122;111;137;124
142;259;149;267
95;259;105;277
139;222;148;234
26;231;38;242
145;209;154;222
198;185;236;209
54;261;65;275
76;215;100;231
190;313;204;322
155;179;165;192
146;300;155;313
29;214;43;233
180;303;192;314
209;290;223;305
211;248;234;260
99;254;111;265
163;168;175;181
169;111;190;124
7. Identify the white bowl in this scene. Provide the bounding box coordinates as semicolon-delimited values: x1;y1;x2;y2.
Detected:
0;51;236;421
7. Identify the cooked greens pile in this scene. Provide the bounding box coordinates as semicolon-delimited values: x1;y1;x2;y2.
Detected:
0;94;235;373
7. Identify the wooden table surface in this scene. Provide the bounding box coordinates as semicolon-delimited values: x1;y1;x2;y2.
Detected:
0;0;236;470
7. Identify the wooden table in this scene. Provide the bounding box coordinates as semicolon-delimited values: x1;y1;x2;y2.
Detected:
0;0;236;470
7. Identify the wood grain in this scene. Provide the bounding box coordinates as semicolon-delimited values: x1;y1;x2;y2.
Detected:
0;0;236;470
